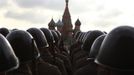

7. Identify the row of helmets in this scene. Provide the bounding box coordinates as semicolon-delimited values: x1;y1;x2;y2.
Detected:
0;27;61;72
73;25;134;71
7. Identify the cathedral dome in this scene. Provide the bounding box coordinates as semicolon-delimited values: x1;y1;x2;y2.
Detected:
75;19;81;26
56;20;63;27
48;18;55;27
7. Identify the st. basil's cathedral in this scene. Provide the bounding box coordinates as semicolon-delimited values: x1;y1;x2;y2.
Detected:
48;0;81;49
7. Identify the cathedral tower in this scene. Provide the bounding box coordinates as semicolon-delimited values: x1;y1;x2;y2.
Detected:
74;18;81;33
48;18;56;30
61;0;73;38
56;19;63;32
61;0;73;49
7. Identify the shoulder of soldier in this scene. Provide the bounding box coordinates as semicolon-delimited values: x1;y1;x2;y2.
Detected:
74;63;97;75
55;57;64;63
37;59;62;75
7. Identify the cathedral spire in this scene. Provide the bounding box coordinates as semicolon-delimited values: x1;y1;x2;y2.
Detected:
75;18;81;26
62;0;72;29
48;18;55;30
61;0;73;47
74;18;81;33
66;0;69;6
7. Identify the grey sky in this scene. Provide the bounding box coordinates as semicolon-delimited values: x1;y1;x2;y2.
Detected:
1;0;134;32
5;10;47;23
0;0;7;8
13;0;64;10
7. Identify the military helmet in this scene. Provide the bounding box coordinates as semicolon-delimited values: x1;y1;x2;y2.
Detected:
51;30;59;44
40;28;55;44
27;28;49;48
73;31;81;40
79;32;86;42
82;30;104;52
89;34;106;59
0;27;10;37
55;30;61;39
0;34;19;72
6;30;40;63
82;31;92;43
95;26;134;71
76;32;83;42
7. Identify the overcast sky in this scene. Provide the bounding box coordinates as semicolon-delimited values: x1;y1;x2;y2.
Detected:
1;0;134;32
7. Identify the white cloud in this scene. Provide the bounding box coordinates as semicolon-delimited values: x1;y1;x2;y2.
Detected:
0;0;7;8
5;10;47;23
12;0;64;11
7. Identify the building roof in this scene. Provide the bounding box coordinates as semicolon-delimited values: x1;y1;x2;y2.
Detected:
75;19;81;26
62;0;72;26
56;19;63;27
48;18;55;27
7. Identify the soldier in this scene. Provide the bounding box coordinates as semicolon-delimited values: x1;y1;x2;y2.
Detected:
40;28;68;75
73;31;81;41
6;30;40;75
0;34;19;75
27;28;62;75
70;31;91;60
51;30;72;75
51;30;59;43
55;30;61;41
95;26;134;75
74;34;106;75
82;30;104;52
51;30;60;52
70;32;86;73
0;28;10;37
70;31;83;60
72;30;104;70
89;34;106;60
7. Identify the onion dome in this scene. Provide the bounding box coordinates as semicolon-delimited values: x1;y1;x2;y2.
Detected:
48;18;55;27
56;20;63;27
75;19;81;26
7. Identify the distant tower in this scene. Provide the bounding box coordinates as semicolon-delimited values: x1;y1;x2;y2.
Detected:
48;18;56;30
61;0;73;38
56;19;63;32
74;18;81;33
61;0;73;49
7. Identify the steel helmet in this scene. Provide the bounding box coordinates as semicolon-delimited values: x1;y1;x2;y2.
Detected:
27;28;49;48
89;34;106;59
40;28;55;44
82;30;104;52
95;26;134;71
0;27;9;37
6;30;40;63
0;34;19;72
